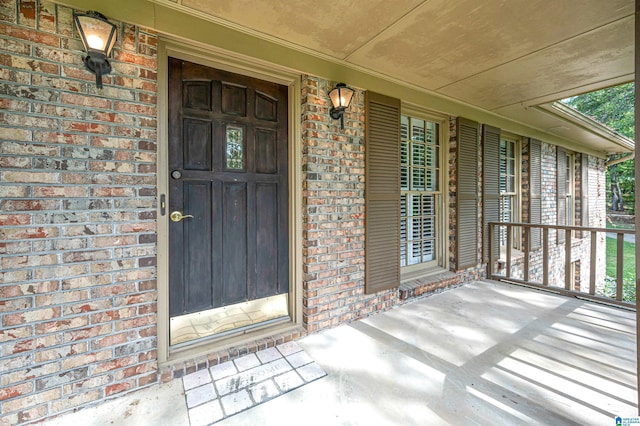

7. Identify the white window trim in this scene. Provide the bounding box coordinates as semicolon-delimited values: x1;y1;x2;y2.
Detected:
499;133;522;252
400;104;449;277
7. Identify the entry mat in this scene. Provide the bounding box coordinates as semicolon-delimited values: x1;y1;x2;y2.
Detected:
182;341;327;425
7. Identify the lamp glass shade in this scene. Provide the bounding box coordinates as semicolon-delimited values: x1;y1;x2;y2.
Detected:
329;84;354;109
74;13;117;57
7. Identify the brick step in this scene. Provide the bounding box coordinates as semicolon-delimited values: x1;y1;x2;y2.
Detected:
399;271;460;301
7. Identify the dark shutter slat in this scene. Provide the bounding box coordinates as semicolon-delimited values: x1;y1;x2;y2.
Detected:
456;118;479;270
365;92;401;294
557;147;567;243
529;138;542;250
482;125;501;263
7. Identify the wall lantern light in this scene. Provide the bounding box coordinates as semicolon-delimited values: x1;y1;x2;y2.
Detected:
329;83;355;129
73;11;117;89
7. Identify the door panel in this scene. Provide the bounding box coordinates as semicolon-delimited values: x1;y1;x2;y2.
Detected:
184;182;212;311
255;183;279;299
183;118;212;171
221;182;248;305
168;57;289;318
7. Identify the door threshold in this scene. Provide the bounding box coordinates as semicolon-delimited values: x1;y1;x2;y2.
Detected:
170;315;290;351
170;293;289;346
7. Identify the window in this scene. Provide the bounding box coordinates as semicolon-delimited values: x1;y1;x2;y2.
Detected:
400;115;442;269
566;152;575;227
499;137;519;248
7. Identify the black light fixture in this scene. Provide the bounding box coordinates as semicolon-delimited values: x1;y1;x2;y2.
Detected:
329;83;355;129
73;11;117;89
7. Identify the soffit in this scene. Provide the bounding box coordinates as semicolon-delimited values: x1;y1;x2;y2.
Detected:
152;0;634;153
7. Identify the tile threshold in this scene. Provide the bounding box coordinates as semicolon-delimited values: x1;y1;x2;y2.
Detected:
183;341;326;426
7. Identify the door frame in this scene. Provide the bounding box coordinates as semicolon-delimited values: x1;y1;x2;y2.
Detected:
157;37;303;364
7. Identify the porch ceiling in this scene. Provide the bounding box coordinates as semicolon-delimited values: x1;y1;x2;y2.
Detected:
157;0;635;153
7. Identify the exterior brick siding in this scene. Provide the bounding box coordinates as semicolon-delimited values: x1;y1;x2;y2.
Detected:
301;76;397;331
0;0;612;423
497;143;607;292
0;2;159;423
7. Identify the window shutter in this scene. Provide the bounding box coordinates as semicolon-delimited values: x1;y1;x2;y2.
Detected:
456;118;479;270
482;125;500;263
580;153;589;228
529;138;542;250
365;91;400;294
557;147;567;243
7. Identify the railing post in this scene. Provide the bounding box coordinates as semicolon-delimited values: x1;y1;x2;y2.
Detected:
589;231;596;296
506;224;512;279
565;229;572;290
488;223;493;279
524;226;530;283
617;233;624;301
542;228;549;286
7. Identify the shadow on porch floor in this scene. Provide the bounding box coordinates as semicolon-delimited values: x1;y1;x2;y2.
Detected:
45;280;637;426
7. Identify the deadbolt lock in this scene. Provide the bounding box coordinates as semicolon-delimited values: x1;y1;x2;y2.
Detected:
170;211;194;222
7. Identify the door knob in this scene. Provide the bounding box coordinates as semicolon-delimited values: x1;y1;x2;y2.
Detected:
170;211;194;222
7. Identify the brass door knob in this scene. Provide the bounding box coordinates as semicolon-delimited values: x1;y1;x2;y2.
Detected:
170;211;194;222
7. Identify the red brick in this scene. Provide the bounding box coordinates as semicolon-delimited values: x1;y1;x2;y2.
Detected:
63;324;112;343
32;131;87;145
91;187;136;197
105;380;135;397
0;227;59;240
1;334;59;356
138;372;158;387
94;355;138;374
61;121;111;134
113;101;156;116
32;186;88;198
0;214;30;226
34;316;89;336
18;0;37;27
0;382;33;401
114;315;155;332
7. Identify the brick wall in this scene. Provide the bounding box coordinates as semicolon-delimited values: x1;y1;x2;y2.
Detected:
0;1;613;422
300;76;397;332
0;1;158;423
498;143;607;292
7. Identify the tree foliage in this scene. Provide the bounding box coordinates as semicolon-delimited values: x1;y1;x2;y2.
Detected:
564;83;635;211
564;82;634;139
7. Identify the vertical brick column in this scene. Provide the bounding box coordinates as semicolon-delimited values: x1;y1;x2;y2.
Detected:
0;1;158;422
300;76;396;333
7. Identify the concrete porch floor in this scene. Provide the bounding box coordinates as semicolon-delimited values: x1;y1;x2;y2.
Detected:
44;280;637;425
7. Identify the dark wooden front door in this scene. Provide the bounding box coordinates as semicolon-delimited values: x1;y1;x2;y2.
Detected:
168;58;289;318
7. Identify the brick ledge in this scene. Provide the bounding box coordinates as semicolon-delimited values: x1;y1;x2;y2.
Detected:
399;270;460;301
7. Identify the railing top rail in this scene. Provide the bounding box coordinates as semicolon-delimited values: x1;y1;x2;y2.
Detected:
487;221;636;235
